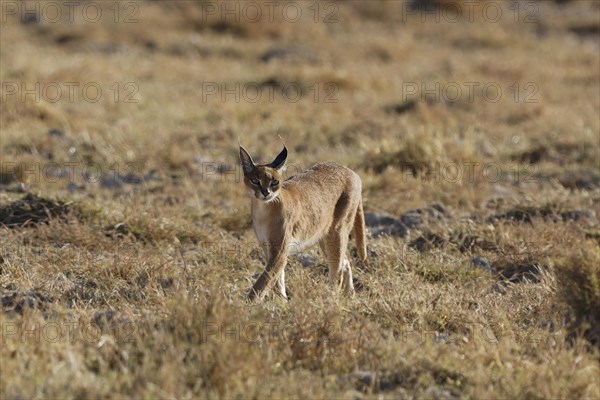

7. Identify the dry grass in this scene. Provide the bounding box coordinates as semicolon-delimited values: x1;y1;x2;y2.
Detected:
1;0;599;398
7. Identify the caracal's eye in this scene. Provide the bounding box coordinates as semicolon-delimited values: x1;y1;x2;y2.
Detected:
270;180;279;187
250;178;260;185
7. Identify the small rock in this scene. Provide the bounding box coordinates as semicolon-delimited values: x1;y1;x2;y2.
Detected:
93;310;116;328
561;209;597;225
423;387;459;400
341;389;364;399
492;281;508;294
490;206;544;224
92;310;131;335
55;33;83;45
537;320;556;333
409;233;447;252
497;263;543;283
67;182;85;192
459;234;498;253
367;47;392;62
100;174;123;189
559;168;600;190
113;223;130;235
2;183;27;193
194;155;210;164
369;224;408;238
569;24;600;38
100;173;143;189
364;212;408;238
435;331;450;344
0;193;71;228
21;12;40;25
144;41;158;52
159;278;174;290
364;212;397;227
48;128;65;137
143;170;160;182
471;256;492;272
260;46;318;63
353;370;379;390
91;42;131;54
399;211;422;229
585;231;600;244
492;205;598;225
401;203;449;229
1;290;51;314
384;100;417;115
296;254;317;268
365;204;451;239
430;203;448;214
120;173;142;185
261;77;281;88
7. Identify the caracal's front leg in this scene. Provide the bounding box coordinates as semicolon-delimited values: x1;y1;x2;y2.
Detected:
262;241;288;300
256;241;286;300
248;236;289;301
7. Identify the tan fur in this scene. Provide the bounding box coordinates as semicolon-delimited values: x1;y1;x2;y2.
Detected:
240;145;367;301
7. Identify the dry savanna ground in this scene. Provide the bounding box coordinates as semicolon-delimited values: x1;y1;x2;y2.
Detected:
1;0;599;398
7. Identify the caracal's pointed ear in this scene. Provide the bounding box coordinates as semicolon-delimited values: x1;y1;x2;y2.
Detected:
269;145;287;172
239;146;256;175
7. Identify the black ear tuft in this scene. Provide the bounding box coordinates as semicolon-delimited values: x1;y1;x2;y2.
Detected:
269;146;287;170
239;146;256;175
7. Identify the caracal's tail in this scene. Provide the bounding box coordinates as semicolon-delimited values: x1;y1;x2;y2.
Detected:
353;198;367;261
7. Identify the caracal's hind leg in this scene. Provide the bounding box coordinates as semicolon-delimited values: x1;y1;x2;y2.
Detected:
276;267;287;300
341;258;354;295
323;229;354;295
319;239;328;264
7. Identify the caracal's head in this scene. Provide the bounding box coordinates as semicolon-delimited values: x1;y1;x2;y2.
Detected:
239;145;287;203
